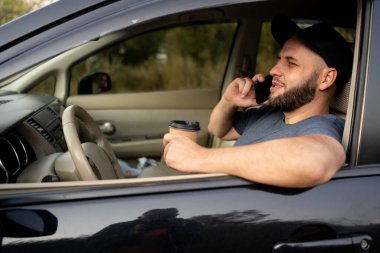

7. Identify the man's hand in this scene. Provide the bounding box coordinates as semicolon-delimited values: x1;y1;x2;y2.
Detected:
208;73;267;139
163;134;206;173
222;74;266;108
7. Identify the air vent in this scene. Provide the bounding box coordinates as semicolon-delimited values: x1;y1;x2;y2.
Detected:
8;134;29;167
0;138;20;176
47;106;58;117
0;164;9;183
0;133;35;183
27;118;54;143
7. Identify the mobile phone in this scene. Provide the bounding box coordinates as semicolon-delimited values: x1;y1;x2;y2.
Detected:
254;75;273;104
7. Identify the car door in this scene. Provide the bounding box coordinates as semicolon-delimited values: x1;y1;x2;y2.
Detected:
1;0;380;252
1;170;379;253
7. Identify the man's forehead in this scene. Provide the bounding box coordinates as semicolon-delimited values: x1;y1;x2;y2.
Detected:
280;37;326;65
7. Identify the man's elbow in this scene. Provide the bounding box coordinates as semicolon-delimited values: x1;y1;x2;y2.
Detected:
207;124;234;139
305;151;346;186
207;124;219;137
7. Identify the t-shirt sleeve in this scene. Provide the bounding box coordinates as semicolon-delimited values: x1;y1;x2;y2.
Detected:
296;116;345;142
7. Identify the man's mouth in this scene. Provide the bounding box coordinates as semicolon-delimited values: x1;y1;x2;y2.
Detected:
270;80;284;91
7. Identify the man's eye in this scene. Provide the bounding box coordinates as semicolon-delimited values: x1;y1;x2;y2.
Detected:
288;61;297;66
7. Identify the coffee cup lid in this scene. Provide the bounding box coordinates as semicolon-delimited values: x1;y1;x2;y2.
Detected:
169;120;200;131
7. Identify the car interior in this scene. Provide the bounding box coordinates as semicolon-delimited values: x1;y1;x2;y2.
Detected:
0;0;359;188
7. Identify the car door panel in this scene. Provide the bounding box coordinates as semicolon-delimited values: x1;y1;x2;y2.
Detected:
1;169;380;252
66;88;219;157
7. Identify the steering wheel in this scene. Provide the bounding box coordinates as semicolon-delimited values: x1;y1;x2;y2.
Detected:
59;105;123;180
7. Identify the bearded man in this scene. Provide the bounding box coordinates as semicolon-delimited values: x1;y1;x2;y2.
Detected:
157;15;353;188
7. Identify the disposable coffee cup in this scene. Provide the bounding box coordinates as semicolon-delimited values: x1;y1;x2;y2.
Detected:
169;120;200;142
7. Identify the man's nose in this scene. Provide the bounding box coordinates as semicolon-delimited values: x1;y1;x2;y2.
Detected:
269;62;281;77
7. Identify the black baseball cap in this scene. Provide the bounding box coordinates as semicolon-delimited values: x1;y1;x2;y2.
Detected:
271;15;353;90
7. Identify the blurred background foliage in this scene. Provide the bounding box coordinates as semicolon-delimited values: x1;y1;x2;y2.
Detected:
0;0;54;25
70;22;239;94
2;1;355;96
69;20;354;95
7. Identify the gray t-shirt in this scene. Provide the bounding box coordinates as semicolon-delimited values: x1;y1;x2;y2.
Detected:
233;106;344;146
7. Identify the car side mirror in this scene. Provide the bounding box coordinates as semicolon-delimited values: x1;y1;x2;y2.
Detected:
78;72;112;95
0;209;57;238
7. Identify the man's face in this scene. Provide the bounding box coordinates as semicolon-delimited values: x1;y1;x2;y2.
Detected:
268;37;326;112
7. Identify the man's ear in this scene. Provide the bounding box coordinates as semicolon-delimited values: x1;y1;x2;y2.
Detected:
319;67;337;91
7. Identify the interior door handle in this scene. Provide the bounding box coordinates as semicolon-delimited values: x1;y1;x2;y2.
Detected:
273;234;373;253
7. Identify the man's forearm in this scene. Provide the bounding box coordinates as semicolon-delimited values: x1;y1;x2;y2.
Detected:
208;99;238;138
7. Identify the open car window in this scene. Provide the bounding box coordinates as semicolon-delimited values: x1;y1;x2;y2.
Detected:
69;22;238;95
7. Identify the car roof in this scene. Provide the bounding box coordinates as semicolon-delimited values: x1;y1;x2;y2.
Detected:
0;0;111;50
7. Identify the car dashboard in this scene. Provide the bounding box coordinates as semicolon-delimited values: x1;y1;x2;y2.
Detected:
0;91;66;183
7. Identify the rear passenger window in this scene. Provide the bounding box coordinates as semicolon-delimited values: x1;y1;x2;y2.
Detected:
70;22;237;95
255;22;279;75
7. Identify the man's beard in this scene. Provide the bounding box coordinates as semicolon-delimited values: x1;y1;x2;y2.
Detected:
269;72;319;112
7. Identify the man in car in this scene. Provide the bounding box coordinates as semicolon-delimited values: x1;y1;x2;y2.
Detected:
160;15;353;188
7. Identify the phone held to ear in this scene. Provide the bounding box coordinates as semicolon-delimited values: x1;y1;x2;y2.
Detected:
254;75;273;104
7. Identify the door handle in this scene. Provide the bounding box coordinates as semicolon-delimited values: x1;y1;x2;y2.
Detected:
98;121;116;135
273;234;373;253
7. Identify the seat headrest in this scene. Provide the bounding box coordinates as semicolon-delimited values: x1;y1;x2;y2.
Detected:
329;42;354;118
330;80;350;118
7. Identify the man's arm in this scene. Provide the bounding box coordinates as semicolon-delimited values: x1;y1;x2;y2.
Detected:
207;99;240;140
163;134;345;188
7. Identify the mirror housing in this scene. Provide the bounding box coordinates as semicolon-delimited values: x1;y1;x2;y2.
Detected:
0;209;57;238
78;72;112;94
